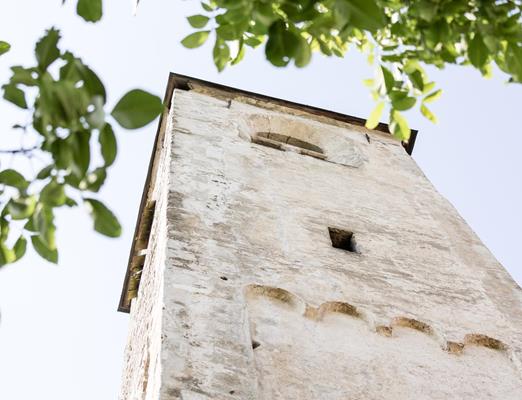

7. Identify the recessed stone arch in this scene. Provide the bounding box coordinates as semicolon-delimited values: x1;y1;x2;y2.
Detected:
240;112;369;168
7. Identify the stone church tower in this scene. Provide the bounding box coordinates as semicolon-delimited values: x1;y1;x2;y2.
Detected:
118;74;522;399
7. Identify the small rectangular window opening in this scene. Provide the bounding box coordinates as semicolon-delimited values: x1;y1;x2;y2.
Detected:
328;227;358;253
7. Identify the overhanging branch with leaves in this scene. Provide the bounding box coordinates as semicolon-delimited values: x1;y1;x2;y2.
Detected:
0;25;163;266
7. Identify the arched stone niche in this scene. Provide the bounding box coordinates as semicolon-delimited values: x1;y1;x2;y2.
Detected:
239;112;369;168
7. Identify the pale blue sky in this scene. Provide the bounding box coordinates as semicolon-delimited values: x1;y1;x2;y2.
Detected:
0;1;521;399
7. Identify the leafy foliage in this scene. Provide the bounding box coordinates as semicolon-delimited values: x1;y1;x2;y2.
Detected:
0;28;163;267
180;0;522;140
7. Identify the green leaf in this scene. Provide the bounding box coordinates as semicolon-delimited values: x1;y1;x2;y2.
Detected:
13;236;27;261
36;165;54;180
181;31;210;49
424;89;442;103
68;132;91;179
33;206;56;249
188;15;210;29
380;66;395;93
422;81;436;94
420;104;437;123
77;0;103;23
468;33;488;69
216;24;245;41
86;95;106;129
24;218;37;233
111;89;163;129
64;173;81;189
341;0;386;32
0;41;10;56
3;84;28;109
482;63;493;79
35;28;61;72
482;35;499;54
244;36;263;48
82;65;107;103
40;180;66;207
7;196;36;220
84;167;107;192
0;169;29;191
10;66;37;86
265;21;300;67
505;44;522;82
294;35;312;68
0;217;9;241
99;123;117;166
392;96;416;111
231;41;246;65
0;242;15;266
51;139;73;170
365;102;385;130
201;2;215;12
403;60;421;75
31;235;58;263
389;109;411;141
408;69;424;92
65;197;78;207
213;39;231;72
84;198;122;237
362;78;374;88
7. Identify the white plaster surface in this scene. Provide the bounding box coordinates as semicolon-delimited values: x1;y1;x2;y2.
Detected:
121;87;522;399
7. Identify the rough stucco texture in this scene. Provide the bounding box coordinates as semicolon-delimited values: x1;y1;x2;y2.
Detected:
121;87;522;400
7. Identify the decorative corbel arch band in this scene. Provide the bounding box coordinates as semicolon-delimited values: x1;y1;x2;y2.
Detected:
244;284;522;399
244;284;509;356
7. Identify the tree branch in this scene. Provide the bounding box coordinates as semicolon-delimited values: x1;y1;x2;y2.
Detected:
0;146;39;155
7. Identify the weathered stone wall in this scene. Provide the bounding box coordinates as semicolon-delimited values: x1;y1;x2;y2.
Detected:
122;86;522;399
119;93;175;400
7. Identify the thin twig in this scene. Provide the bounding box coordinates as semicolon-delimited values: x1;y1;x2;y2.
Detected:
0;146;39;155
